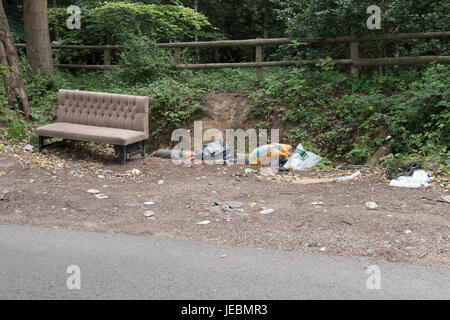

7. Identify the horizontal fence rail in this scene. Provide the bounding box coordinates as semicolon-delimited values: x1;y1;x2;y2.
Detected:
15;31;450;77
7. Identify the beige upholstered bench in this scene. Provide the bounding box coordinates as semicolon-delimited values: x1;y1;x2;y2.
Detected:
36;89;149;164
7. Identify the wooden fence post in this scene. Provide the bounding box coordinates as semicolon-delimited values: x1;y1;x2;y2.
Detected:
103;48;111;66
174;47;181;65
255;42;263;80
350;35;360;77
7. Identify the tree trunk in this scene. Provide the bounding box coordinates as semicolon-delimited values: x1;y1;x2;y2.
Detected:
0;1;31;118
263;0;269;39
52;0;59;41
194;0;200;62
23;0;53;75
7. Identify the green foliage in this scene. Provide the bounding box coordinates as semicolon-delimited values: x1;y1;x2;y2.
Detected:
106;36;175;84
49;1;211;43
278;0;449;60
248;64;449;164
387;64;450;154
47;1;211;65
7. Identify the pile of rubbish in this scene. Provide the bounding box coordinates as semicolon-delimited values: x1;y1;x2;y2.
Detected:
152;141;437;189
386;163;434;188
152;142;322;170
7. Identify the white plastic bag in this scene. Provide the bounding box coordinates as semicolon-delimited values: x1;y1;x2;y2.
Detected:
283;144;322;170
389;170;433;188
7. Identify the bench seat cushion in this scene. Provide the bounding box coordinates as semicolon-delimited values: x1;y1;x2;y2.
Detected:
36;122;147;146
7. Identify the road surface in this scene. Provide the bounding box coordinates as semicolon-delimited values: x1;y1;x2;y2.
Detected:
0;224;448;299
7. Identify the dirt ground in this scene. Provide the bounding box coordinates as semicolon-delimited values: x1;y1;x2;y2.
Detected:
0;142;449;268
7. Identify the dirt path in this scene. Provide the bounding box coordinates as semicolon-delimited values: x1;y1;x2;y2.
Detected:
1;142;449;267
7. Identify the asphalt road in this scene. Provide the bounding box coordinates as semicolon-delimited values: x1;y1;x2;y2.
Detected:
0;224;448;300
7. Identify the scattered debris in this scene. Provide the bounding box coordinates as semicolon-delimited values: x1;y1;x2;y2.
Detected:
97;175;106;179
194;141;237;163
311;202;324;206
144;211;155;218
209;201;245;215
0;189;9;201
244;168;254;174
419;252;429;259
23;144;34;151
421;196;449;204
442;195;450;203
151;149;194;160
196;220;211;225
389;170;433;188
332;171;361;182
95;194;109;199
158;180;165;185
130;168;141;176
221;254;228;259
386;162;422;180
365;202;378;210
319;247;326;252
249;144;293;166
87;189;100;194
225;202;244;209
283;143;321;170
340;165;369;170
292;177;333;185
144;201;155;205
259;208;275;215
404;230;413;234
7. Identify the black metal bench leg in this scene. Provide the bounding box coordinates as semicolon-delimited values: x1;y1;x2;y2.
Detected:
142;141;146;158
120;146;127;165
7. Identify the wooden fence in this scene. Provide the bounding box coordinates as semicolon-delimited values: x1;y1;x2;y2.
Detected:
15;31;450;78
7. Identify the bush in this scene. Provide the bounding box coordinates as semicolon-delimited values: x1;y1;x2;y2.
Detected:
106;36;175;84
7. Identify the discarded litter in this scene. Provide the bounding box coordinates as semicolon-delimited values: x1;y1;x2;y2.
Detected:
442;195;450;203
365;202;378;210
95;194;109;199
144;201;155;205
259;208;275;215
333;171;361;182
386;162;422;180
87;189;100;194
0;189;9;201
130;168;141;175
158;180;165;185
196;220;211;225
389;170;433;188
194;141;237;163
97;175;106;179
283;144;321;171
23;144;34;151
404;230;413;234
144;211;155;217
225;202;244;209
249;144;293;166
340;165;369;170
244;168;254;174
311;202;324;206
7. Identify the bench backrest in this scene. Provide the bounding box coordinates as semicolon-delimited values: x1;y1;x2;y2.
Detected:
56;89;149;134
